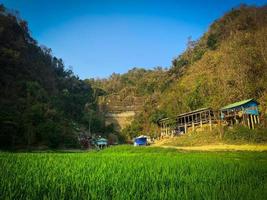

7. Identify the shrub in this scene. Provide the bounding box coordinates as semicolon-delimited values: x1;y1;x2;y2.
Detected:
224;125;267;144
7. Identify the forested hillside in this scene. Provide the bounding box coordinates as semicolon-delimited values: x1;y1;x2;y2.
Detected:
1;4;266;147
92;5;267;140
0;5;108;149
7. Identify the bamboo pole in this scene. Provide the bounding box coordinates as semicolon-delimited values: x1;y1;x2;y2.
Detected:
247;116;251;129
250;115;254;129
254;115;257;125
209;110;212;131
160;124;162;136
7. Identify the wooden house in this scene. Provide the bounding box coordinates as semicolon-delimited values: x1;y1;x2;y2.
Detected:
220;99;260;129
158;108;217;137
158;98;260;137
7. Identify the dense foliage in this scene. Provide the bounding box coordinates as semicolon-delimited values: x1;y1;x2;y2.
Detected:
0;5;108;149
166;5;267;112
1;4;267;146
91;5;267;138
1;146;267;199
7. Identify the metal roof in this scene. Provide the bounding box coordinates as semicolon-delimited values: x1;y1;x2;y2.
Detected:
220;98;258;111
177;107;211;117
96;138;108;142
158;107;211;124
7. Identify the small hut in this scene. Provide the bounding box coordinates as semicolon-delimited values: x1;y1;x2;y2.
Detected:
95;137;108;149
220;99;260;129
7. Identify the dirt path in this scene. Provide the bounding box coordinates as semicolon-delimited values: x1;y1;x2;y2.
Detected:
152;144;267;151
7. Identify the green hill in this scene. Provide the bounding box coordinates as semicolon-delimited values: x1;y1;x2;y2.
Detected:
91;5;267;140
0;5;108;149
0;4;267;148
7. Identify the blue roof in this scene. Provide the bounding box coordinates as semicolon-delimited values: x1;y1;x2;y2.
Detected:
96;138;108;145
221;99;259;111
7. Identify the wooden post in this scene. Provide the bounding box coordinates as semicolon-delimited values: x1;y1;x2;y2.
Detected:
184;123;187;133
161;123;163;136
160;124;163;136
253;115;257;125
200;112;203;128
243;114;247;127
250;115;254;129
247;116;251;129
209;110;212;131
165;124;168;136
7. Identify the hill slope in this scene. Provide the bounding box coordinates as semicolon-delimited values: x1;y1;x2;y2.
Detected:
0;5;107;149
91;5;267;140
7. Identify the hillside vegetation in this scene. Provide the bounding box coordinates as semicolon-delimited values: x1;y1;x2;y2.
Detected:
0;4;267;148
0;5;109;149
154;125;267;147
91;5;267;140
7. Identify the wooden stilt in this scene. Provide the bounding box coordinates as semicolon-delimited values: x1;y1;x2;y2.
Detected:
209;110;212;131
253;115;257;125
161;123;163;136
247;116;251;129
250;115;254;129
234;113;237;125
200;113;203;128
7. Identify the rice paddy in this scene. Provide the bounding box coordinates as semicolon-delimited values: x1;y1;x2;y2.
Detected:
0;146;267;200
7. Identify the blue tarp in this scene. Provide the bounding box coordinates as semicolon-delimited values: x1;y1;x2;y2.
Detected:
134;137;147;146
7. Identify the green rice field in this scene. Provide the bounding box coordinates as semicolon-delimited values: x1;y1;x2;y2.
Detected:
0;146;267;200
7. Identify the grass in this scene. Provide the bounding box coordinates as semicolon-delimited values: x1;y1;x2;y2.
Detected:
155;125;267;147
0;145;267;199
155;144;267;151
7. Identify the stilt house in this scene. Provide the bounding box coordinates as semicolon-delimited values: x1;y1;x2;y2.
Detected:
220;99;260;129
158;98;260;137
158;108;217;137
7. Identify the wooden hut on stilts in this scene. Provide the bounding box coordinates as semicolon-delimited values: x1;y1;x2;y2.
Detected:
158;99;260;137
220;99;260;129
158;108;217;137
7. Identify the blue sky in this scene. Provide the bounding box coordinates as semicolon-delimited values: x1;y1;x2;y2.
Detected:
1;0;266;79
